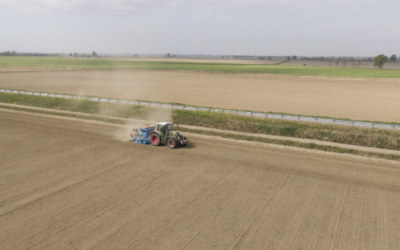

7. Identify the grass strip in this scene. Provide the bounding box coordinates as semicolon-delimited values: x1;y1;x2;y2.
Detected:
0;104;126;124
178;127;400;162
173;110;400;151
1;56;400;79
1;92;400;151
1;104;399;162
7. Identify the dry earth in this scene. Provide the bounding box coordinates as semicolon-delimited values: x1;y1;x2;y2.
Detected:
1;69;399;122
2;109;400;249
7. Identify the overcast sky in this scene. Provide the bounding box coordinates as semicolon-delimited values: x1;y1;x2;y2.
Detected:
1;0;399;56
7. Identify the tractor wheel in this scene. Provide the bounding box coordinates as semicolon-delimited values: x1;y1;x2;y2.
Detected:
167;138;177;149
150;133;161;146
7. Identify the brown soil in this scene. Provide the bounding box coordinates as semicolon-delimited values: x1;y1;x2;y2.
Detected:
1;109;400;249
1;69;399;122
2;102;400;158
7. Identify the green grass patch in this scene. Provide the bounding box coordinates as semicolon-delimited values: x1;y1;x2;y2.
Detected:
1;92;400;151
173;110;400;150
1;56;400;78
177;127;400;162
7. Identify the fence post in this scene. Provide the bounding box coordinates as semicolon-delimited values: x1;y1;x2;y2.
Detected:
393;125;395;131
266;114;268;119
315;118;317;123
372;123;374;129
281;115;283;120
251;112;253;117
333;119;335;125
352;121;354;127
298;116;300;122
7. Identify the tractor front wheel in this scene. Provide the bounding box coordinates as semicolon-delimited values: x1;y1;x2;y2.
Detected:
167;138;177;149
150;133;161;146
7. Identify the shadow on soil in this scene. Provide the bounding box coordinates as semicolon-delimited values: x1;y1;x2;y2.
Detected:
180;143;196;150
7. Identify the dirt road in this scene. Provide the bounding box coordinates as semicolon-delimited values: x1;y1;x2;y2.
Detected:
1;109;400;249
1;69;399;122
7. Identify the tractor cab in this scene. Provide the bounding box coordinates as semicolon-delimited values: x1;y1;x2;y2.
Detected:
156;122;174;135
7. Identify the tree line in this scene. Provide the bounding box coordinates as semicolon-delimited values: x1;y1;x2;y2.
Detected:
292;54;398;69
0;51;61;57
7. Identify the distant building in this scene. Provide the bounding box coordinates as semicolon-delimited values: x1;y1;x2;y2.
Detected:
92;51;98;57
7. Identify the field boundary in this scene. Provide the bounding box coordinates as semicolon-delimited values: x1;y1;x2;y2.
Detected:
2;57;400;79
1;88;399;131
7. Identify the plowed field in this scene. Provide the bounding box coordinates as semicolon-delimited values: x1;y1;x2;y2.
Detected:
1;109;400;249
1;69;399;122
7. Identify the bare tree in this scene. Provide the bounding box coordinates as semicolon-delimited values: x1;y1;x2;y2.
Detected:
335;58;340;67
342;57;348;67
329;57;334;66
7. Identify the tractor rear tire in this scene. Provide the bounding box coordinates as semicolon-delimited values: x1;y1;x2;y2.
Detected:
150;133;161;146
167;138;177;149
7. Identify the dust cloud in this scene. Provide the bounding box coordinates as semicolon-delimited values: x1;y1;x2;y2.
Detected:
88;66;174;142
112;120;150;142
111;108;173;142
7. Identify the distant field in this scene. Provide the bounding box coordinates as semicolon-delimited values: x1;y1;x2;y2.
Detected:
1;57;400;78
284;60;400;70
122;57;284;65
1;70;400;122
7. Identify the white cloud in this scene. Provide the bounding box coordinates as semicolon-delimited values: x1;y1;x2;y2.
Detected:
0;0;396;15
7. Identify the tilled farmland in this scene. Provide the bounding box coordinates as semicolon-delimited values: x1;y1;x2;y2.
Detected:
1;69;399;122
1;109;400;249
